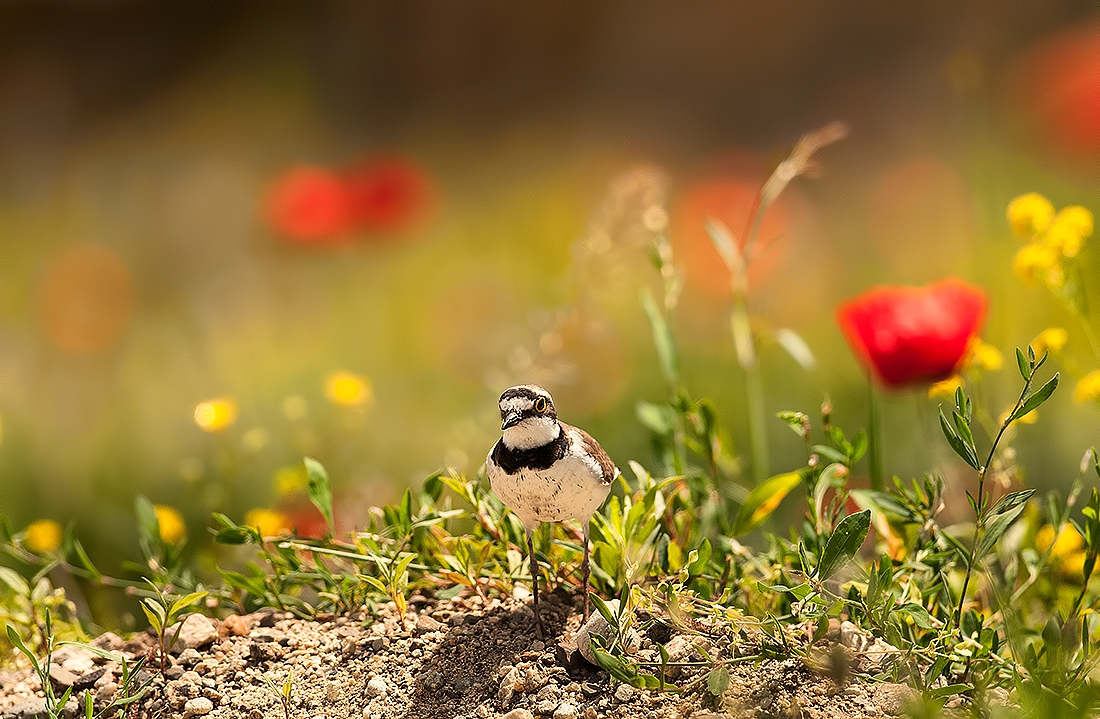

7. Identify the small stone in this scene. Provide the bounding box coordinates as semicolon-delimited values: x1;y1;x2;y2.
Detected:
584;709;598;719
500;710;534;719
90;632;124;652
164;666;184;680
366;677;388;697
2;697;78;719
248;711;263;719
574;600;640;665
220;614;252;637
534;699;556;715
178;648;202;667
326;681;341;701
48;664;78;688
529;640;545;652
366;636;388;651
497;666;520;703
449;612;468;626
96;681;119;703
553;703;578;719
55;645;96;674
416;614;443;633
614;684;635;702
183;696;214;717
554;640;585;674
876;683;919;715
170;614;219;652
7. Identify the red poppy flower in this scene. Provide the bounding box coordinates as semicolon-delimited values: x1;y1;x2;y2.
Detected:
264;166;354;243
345;156;435;234
836;278;987;388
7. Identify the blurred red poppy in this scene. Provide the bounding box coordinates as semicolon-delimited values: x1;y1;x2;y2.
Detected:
836;279;987;388
345;156;435;234
1010;23;1100;158
264;166;353;243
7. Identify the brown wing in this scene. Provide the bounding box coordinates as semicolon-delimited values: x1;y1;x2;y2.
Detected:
567;424;618;484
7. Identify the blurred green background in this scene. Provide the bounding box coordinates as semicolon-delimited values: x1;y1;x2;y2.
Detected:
2;2;1099;569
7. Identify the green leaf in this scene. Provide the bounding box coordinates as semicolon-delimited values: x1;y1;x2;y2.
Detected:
758;581;813;600
977;502;1027;560
69;539;102;583
139;600;163;632
776;411;809;440
134;495;160;547
732;472;802;536
816;510;871;581
704;217;742;275
687;539;711;575
774;328;816;370
636;402;673;436
930;684;970;699
706;665;731;696
939;408;979;470
894;603;933;629
169;592;208;617
990;489;1035;516
641;289;679;384
1009;373;1059;423
214;525;258;545
304;457;335;537
1016;348;1029;381
0;567;29;596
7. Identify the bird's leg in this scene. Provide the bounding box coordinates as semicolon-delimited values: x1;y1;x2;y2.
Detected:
526;527;543;639
582;519;592;621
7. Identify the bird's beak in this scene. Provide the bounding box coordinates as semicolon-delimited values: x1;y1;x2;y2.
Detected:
501;411;522;431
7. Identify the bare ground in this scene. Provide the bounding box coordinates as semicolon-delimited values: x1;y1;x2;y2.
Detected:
0;589;919;719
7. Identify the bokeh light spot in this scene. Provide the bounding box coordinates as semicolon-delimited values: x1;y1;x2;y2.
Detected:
36;243;135;354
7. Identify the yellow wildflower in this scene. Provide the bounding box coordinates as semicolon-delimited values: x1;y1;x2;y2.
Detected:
1073;370;1100;403
1013;244;1062;286
965;338;1003;372
194;397;238;432
153;505;186;544
1031;327;1068;356
929;375;962;399
324;371;372;408
1036;523;1088;577
23;519;63;553
1007;193;1054;238
274;465;308;497
1055;205;1093;238
244;508;292;538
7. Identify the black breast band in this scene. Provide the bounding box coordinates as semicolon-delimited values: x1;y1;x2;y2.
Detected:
491;426;568;474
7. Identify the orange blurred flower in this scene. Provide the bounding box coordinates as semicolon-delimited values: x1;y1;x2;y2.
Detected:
194;397;238;432
36;243;135;354
264;166;354;243
24;519;63;553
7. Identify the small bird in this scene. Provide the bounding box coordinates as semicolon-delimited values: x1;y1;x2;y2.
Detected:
486;385;617;636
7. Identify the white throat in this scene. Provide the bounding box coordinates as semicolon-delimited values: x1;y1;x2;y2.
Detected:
502;417;561;451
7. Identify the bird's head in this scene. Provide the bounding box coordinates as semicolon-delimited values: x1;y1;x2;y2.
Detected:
498;384;560;449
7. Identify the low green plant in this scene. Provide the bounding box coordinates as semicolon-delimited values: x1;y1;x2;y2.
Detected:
138;581;207;672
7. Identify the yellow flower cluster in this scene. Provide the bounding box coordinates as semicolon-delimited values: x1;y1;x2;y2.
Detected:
1008;193;1093;288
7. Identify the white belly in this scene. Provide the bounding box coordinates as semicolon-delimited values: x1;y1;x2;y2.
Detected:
489;453;611;530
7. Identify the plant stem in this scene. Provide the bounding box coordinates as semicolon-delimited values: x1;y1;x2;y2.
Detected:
954;371;1035;630
868;382;883;492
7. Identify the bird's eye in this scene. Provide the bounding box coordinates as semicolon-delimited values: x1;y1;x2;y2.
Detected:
533;397;547;413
